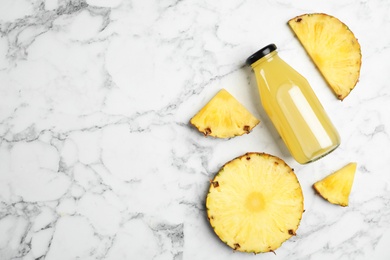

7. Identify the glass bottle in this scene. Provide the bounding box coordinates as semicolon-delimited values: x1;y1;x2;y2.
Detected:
247;44;340;164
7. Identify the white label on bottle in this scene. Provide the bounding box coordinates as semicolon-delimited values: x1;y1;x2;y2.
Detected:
288;86;333;149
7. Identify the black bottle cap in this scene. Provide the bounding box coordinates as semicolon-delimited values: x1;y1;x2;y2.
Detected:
246;44;277;65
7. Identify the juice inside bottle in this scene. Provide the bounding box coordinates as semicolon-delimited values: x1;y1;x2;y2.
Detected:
247;44;340;164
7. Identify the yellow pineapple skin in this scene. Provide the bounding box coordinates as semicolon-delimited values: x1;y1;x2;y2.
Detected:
190;89;260;138
206;152;304;253
313;162;357;206
288;13;362;100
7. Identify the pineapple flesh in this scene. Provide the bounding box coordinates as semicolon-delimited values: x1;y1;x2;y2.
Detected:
206;153;304;253
288;13;362;100
190;89;260;138
313;162;357;206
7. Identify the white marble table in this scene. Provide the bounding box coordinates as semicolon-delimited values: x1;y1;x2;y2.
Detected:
1;0;390;259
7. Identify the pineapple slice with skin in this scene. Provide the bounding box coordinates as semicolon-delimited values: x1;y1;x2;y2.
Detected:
206;152;304;253
288;13;362;100
190;89;260;138
313;162;357;207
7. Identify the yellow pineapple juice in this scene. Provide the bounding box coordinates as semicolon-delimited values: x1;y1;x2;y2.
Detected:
247;44;340;164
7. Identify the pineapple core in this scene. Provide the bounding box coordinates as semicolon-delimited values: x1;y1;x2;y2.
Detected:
245;192;266;212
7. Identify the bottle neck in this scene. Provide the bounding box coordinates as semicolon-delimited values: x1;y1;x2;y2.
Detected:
250;51;278;69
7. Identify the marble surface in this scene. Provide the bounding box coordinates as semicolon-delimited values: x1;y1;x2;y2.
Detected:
1;0;390;259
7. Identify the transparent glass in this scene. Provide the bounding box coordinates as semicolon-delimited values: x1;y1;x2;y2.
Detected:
250;50;340;164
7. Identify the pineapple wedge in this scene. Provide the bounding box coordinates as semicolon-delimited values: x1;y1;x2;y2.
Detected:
313;162;357;206
206;153;304;253
288;13;362;100
190;89;259;138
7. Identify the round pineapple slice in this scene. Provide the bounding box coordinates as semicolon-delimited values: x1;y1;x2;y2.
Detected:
206;152;304;253
288;13;362;100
